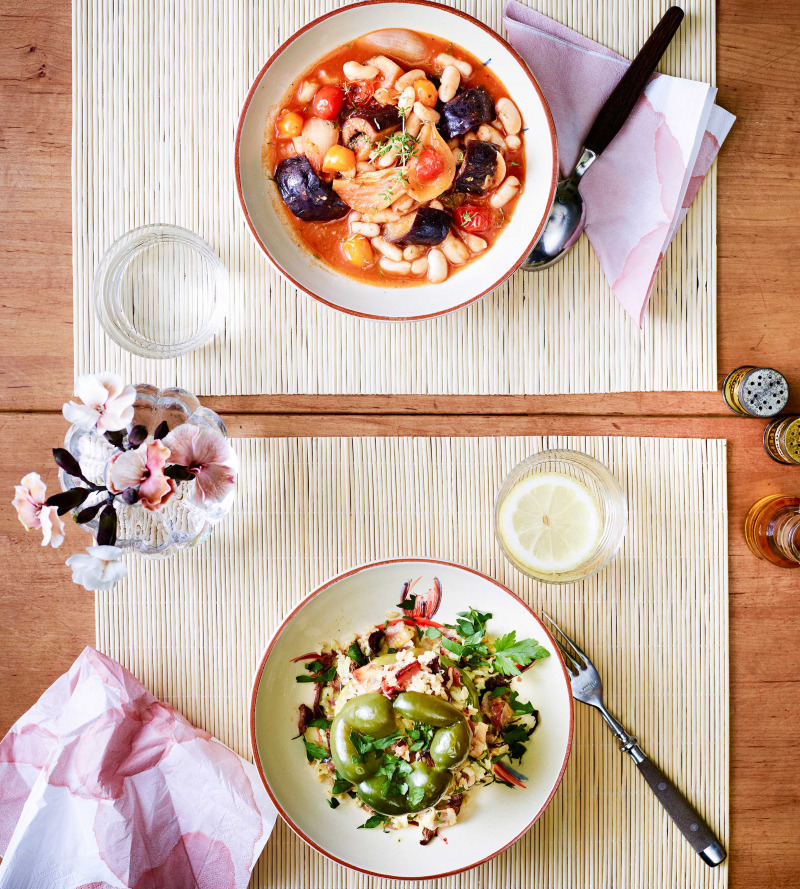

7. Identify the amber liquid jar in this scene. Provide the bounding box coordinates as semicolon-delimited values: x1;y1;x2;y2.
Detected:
744;494;800;568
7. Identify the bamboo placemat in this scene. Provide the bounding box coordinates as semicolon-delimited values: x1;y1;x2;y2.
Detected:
96;435;728;888
73;0;717;395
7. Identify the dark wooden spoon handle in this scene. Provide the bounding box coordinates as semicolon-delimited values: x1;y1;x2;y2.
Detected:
583;6;684;156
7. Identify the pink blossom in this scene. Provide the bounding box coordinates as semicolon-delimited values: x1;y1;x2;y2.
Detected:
162;425;238;505
108;440;176;512
62;372;136;433
12;472;65;548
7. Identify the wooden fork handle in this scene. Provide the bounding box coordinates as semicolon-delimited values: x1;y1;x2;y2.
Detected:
634;753;727;866
584;6;684;156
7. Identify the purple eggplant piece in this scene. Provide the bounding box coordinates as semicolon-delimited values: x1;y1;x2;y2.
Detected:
454;142;501;194
342;102;402;157
440;86;496;139
275;155;349;222
383;207;452;246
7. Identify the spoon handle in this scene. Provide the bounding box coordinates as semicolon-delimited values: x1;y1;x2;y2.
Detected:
583;6;684;157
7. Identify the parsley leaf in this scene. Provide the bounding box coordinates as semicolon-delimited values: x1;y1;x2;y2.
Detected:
398;595;417;612
328;797;340;809
350;729;403;762
308;718;332;729
492;632;550;676
376;753;412;798
358;814;389;830
303;740;330;762
346;642;367;668
331;775;353;795
407;784;426;808
425;626;442;639
501;723;533;762
407;721;436;752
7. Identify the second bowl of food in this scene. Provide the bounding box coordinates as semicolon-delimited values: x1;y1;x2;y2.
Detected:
236;0;557;320
250;558;572;879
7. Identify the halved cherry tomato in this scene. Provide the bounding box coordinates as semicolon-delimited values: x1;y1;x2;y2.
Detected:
415;148;445;182
311;85;345;120
276;110;304;139
413;77;438;108
455;203;492;233
322;144;356;174
342;234;374;268
347;80;375;107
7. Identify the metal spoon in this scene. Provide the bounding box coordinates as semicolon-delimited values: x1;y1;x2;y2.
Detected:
523;6;685;271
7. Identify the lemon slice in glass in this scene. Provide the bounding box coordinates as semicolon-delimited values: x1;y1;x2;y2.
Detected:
497;472;602;574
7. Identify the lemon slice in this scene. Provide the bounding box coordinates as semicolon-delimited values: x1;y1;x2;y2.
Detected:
497;472;601;574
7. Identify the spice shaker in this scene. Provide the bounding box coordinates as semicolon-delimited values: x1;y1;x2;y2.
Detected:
722;366;789;417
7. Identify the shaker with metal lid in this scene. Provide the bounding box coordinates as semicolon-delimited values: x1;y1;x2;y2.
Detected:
722;366;789;417
763;416;800;465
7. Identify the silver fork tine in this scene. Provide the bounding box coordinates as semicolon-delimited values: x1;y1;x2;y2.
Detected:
542;610;588;666
551;636;580;675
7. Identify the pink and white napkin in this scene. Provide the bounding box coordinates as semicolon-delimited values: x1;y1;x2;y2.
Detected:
0;647;276;889
503;1;735;326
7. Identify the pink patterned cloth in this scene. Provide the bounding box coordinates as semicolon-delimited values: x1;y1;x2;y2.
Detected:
503;1;735;326
0;648;276;889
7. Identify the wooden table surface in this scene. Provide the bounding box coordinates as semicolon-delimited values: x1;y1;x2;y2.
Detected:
1;0;799;884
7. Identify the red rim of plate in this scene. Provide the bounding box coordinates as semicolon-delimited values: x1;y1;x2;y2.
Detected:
234;0;559;322
248;557;574;880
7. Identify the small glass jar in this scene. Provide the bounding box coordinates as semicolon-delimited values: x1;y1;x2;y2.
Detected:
722;366;789;417
93;225;228;359
763;416;800;465
60;385;236;557
744;494;800;568
494;449;627;584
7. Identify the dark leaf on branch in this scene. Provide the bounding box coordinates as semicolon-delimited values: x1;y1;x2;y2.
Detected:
153;420;170;440
96;504;118;546
127;425;148;449
74;499;108;524
164;464;195;482
45;487;91;515
104;430;125;450
120;487;140;505
52;448;88;482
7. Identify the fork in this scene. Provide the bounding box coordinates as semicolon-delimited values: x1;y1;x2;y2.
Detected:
542;612;727;867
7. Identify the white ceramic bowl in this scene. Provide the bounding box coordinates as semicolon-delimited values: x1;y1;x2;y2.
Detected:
235;1;558;321
250;559;573;880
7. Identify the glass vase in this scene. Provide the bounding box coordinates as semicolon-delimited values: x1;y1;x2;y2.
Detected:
60;384;235;557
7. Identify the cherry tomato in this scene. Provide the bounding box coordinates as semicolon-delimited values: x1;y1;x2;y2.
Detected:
311;85;345;120
276;110;304;139
455;203;492;233
415;148;445;182
347;80;375;107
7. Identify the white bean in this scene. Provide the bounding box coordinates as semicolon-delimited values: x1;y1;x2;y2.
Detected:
343;61;379;81
397;86;416;116
292;135;305;155
505;134;522;151
496;97;522;135
379;258;412;275
377;147;399;168
405;111;423;138
427;248;448;283
429;199;444;210
413;101;440;124
351;221;380;237
463;131;478;146
375;87;400;106
441;230;470;265
297;80;318;104
362;208;400;222
392;195;415;214
403;244;425;261
436;53;472;78
438;65;461;103
371;237;404;261
447;137;460;150
411;257;429;276
395;68;426;91
356;160;377;174
349;210;362;223
460;231;487;254
368;55;403;88
477;124;507;150
489;176;520;209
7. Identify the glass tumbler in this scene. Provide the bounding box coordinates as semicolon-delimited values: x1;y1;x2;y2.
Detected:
494;449;628;584
93;224;228;359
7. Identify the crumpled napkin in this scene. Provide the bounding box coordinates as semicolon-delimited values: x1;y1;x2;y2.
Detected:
503;0;735;326
0;647;277;889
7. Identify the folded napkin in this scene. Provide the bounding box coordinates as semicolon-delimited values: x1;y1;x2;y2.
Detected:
503;1;735;326
0;647;276;889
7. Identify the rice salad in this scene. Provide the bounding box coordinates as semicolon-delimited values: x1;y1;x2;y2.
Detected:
294;579;550;844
